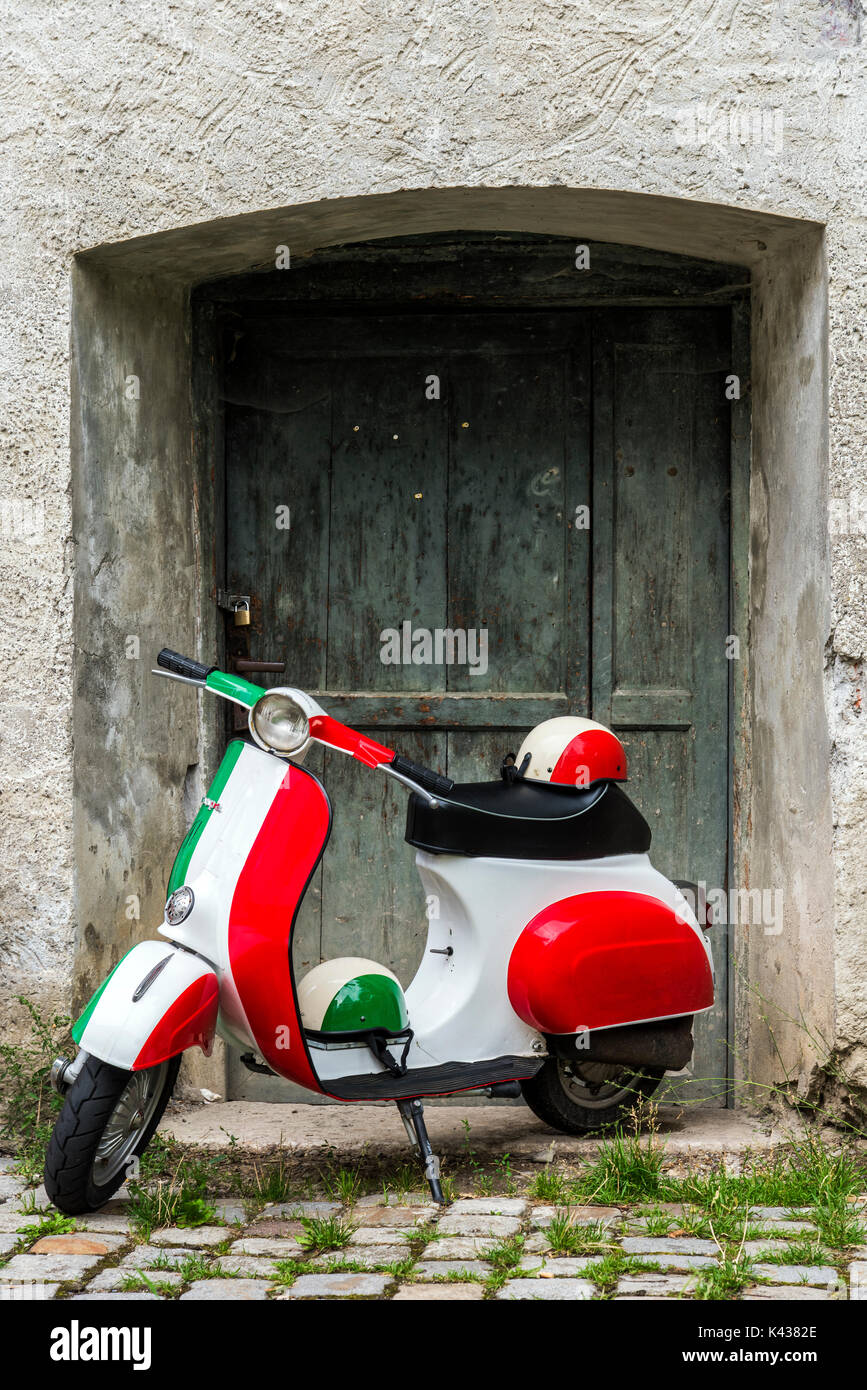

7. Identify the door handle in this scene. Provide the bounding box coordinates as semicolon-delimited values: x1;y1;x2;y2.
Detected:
232;659;286;673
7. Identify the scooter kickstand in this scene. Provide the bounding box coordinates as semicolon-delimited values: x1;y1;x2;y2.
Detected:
396;1098;445;1205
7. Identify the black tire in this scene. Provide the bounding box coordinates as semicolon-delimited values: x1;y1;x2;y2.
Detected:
45;1054;181;1214
521;1057;665;1135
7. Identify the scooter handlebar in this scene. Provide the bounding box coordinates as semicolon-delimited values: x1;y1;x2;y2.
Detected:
157;649;216;683
390;754;455;798
153;658;455;795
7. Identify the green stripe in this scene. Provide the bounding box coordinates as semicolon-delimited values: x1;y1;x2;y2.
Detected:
206;670;265;708
166;739;245;895
72;948;135;1043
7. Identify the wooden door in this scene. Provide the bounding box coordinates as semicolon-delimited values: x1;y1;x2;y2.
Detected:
222;306;730;1101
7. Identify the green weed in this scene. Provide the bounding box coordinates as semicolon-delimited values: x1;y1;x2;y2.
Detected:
0;998;69;1178
379;1256;417;1278
120;1271;178;1296
249;1151;298;1205
16;1211;77;1239
317;1257;370;1274
527;1170;569;1204
411;1221;442;1246
575;1126;671;1204
270;1257;319;1287
759;1236;832;1267
297;1214;358;1253
579;1253;663;1297
813;1197;866;1250
544;1214;618;1257
427;1268;487;1284
381;1164;419;1201
321;1166;362;1205
484;1233;526;1290
692;1253;756;1300
635;1206;678;1237
127;1150;220;1239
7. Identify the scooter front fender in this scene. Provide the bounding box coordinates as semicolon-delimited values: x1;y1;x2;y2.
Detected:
71;940;219;1072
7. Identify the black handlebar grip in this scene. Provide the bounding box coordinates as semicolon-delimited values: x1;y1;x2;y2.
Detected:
390;754;455;797
157;649;216;682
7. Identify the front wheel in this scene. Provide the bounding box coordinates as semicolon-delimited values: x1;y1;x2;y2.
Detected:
521;1058;665;1134
45;1054;181;1214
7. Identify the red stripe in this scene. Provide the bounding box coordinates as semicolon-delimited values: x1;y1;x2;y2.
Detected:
227;765;330;1090
309;715;394;768
133;975;219;1069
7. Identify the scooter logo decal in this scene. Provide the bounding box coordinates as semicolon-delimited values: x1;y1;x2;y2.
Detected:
131;954;173;1002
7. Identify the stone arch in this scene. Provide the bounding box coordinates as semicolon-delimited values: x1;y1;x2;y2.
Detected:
71;186;830;1095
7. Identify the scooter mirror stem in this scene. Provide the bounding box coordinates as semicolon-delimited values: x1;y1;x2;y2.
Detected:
378;763;440;809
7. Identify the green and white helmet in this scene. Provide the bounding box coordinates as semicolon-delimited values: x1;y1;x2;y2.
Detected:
298;957;409;1036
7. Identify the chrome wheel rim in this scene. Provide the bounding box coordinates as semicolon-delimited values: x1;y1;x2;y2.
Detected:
91;1063;168;1187
557;1059;648;1111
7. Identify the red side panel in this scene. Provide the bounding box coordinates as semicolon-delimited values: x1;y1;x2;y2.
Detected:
133;976;219;1069
508;891;714;1035
228;765;330;1090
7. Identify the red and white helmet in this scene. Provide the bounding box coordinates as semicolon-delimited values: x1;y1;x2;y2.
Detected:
516;716;627;788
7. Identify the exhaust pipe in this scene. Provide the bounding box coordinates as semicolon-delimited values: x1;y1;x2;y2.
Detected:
546;1016;695;1071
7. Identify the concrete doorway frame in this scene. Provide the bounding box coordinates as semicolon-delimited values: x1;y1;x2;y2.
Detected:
70;186;831;1101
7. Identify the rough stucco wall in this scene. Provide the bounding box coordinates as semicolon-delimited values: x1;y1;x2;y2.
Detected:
747;242;836;1091
0;1;864;1099
69;268;199;1011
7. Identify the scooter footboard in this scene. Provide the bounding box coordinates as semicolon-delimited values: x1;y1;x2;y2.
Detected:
72;940;219;1071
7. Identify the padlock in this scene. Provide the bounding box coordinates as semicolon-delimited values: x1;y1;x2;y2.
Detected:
233;600;251;627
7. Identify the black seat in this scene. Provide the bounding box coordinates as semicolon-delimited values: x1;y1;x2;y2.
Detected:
405;778;652;861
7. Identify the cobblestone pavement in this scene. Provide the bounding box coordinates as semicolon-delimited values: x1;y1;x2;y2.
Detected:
0;1167;864;1301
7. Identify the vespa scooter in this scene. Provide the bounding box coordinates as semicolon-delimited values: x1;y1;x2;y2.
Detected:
45;648;714;1212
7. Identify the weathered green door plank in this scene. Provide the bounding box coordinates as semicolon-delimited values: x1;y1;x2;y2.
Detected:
592;308;731;1105
327;354;449;692
302;693;572;728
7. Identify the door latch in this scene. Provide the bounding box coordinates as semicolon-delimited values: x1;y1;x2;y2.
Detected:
216;590;252;626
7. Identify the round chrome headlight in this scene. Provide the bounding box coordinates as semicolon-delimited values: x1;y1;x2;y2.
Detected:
165;886;194;925
250;692;310;754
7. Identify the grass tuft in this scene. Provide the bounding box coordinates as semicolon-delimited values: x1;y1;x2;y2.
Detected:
544;1213;618;1257
321;1166;362;1205
692;1253;756;1301
0;998;69;1179
297;1214;358;1253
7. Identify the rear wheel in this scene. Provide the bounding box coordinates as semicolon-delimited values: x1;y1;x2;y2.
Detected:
45;1054;180;1214
521;1058;664;1134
